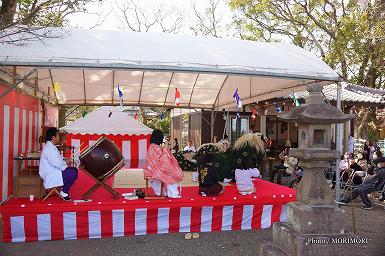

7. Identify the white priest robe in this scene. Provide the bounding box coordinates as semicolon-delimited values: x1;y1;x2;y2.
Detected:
39;141;68;189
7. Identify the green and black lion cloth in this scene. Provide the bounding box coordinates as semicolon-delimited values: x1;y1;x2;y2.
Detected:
174;133;269;181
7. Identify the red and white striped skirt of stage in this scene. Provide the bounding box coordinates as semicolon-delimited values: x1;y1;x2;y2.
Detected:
1;171;296;242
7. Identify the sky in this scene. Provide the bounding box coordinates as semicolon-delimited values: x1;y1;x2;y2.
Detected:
69;0;235;36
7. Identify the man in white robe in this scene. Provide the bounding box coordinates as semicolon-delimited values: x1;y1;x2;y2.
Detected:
39;127;78;200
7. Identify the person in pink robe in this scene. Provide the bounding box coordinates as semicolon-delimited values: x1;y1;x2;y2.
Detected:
143;129;184;198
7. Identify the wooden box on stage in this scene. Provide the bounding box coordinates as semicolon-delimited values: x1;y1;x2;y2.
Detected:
13;156;43;199
15;174;43;198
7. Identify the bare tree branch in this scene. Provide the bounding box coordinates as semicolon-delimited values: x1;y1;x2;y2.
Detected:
115;0;184;34
190;0;226;38
0;0;97;44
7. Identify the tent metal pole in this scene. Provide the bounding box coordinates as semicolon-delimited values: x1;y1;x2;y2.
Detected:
335;82;342;202
82;70;87;104
163;72;174;105
0;68;55;103
222;115;226;140
138;71;145;104
0;68;37;100
111;70;115;104
212;75;229;109
210;110;214;140
188;74;200;107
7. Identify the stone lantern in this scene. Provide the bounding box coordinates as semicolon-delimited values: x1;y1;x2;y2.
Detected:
260;84;367;256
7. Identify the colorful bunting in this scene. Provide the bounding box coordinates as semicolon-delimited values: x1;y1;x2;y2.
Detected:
274;102;282;113
233;88;242;108
53;82;60;93
118;85;124;107
292;92;301;107
251;108;257;120
53;82;63;101
175;88;181;106
233;88;242;119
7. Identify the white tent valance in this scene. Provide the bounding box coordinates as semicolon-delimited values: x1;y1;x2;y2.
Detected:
0;28;341;109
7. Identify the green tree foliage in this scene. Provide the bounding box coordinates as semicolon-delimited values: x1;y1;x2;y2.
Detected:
0;0;97;44
146;114;170;136
230;0;385;87
230;0;385;138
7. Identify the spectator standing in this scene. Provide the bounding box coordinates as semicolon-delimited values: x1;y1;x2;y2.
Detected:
363;140;375;161
348;135;355;155
172;138;179;152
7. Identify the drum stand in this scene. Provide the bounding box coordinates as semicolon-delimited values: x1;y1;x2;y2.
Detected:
81;168;121;200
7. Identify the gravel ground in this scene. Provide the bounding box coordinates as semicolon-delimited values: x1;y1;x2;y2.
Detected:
1;201;384;256
339;202;385;256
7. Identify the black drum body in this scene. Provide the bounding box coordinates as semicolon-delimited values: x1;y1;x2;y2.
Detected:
79;136;124;180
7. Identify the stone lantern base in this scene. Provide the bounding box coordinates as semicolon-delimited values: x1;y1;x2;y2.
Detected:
260;202;369;256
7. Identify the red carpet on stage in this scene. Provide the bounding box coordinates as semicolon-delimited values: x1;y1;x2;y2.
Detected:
1;170;296;242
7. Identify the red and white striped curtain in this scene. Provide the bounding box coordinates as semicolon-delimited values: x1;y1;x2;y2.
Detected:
0;85;59;201
0;84;58;200
66;133;151;168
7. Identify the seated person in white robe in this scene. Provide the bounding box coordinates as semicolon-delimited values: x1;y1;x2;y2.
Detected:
39;127;78;200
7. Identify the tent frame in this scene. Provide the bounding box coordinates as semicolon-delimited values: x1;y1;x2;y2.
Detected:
0;62;341;109
0;63;342;145
0;67;37;100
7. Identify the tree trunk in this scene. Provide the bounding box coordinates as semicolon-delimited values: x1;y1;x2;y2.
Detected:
0;0;18;27
58;106;68;128
340;59;348;80
139;106;147;125
355;110;370;139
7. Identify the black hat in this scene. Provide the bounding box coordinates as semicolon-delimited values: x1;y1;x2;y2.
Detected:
374;156;385;164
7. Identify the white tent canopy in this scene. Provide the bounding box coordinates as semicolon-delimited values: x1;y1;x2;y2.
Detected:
0;28;340;109
61;106;152;135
